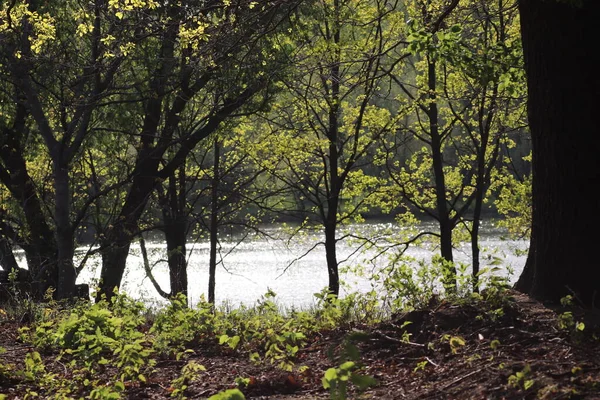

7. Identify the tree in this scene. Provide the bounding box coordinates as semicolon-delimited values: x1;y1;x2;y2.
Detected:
514;0;600;306
252;0;403;297
139;127;272;304
433;0;527;288
96;0;299;300
384;0;526;290
0;0;298;301
382;0;465;288
0;0;146;298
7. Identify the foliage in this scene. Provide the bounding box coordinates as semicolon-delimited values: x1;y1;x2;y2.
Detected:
0;0;529;309
0;266;532;399
557;296;586;341
0;346;12;380
378;252;513;313
217;290;308;371
508;364;535;391
150;294;216;357
494;162;532;239
441;334;466;354
170;361;206;400
240;0;408;296
18;292;153;396
207;389;246;400
381;0;527;290
322;331;377;400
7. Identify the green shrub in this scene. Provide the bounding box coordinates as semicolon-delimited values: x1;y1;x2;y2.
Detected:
150;293;216;357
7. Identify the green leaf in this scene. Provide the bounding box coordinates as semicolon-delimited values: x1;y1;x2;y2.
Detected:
450;24;461;33
219;334;229;345
350;374;377;389
229;335;241;349
322;368;338;388
339;361;355;371
249;352;261;362
207;388;246;400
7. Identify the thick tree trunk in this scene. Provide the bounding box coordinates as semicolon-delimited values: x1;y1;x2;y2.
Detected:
99;240;131;301
164;218;188;299
54;165;76;299
98;183;152;302
516;0;600;305
162;165;189;300
0;129;58;295
97;15;179;301
0;236;20;274
98;178;156;300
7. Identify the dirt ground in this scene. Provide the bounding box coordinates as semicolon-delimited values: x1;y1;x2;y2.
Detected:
2;290;600;399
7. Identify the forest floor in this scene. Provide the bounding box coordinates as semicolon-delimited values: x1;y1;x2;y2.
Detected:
2;289;600;399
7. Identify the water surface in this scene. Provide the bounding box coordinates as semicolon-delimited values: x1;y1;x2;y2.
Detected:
69;221;528;309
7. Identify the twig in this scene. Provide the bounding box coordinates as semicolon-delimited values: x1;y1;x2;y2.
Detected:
425;357;440;367
440;369;480;390
373;330;425;348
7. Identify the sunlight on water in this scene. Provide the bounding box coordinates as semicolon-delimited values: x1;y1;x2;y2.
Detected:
17;222;528;309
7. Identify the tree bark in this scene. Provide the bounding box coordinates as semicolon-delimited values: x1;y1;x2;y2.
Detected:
322;0;342;298
161;165;189;300
208;139;220;304
0;126;58;297
164;218;188;299
516;0;600;305
428;60;455;286
0;236;20;275
325;221;340;297
98;170;158;300
54;164;76;299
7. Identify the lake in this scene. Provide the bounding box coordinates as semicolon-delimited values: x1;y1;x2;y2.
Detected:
61;221;528;309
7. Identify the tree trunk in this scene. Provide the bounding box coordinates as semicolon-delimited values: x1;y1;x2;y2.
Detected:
471;103;494;292
97;137;164;300
54;164;76;299
164;218;188;299
99;240;131;301
325;221;339;297
0;235;20;274
516;0;600;305
0;128;58;295
161;165;189;300
208;139;220;304
428;59;455;285
471;189;483;292
324;0;342;298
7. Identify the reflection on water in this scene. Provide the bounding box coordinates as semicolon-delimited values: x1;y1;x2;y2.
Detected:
17;222;529;309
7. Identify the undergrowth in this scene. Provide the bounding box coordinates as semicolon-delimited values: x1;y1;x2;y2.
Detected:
0;259;515;399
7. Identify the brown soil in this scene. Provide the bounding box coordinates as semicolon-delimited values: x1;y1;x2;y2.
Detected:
2;290;600;399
